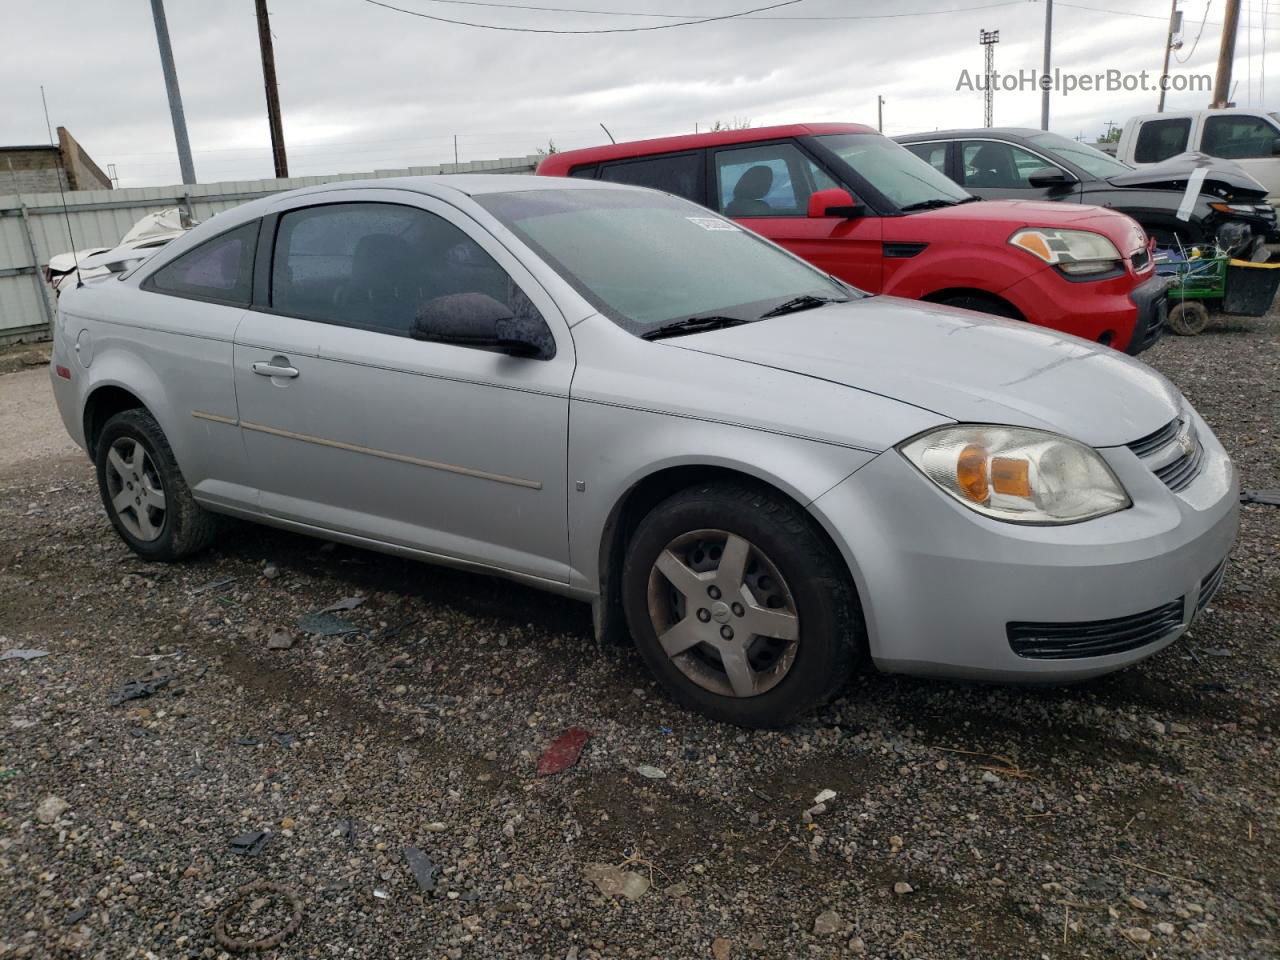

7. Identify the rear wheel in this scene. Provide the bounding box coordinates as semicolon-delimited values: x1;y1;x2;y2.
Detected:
94;409;220;561
1167;300;1211;336
621;482;863;728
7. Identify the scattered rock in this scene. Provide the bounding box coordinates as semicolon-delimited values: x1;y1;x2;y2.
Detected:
812;788;837;805
893;882;914;895
267;627;294;650
1147;719;1167;735
1123;927;1152;944
36;795;69;823
711;937;732;960
813;910;844;936
583;863;649;900
635;765;666;779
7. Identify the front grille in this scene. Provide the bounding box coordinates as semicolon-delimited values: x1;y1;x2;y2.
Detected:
1128;418;1180;458
1008;599;1185;660
1197;558;1228;613
1154;436;1205;492
1131;248;1151;272
1127;417;1206;492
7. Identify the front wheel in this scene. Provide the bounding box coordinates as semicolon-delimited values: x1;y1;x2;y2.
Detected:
94;409;221;561
621;482;864;728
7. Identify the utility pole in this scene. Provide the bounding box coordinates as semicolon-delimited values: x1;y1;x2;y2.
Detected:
877;95;885;132
148;0;196;184
980;29;1000;127
1040;0;1052;130
255;0;288;179
1158;0;1183;112
1212;0;1241;107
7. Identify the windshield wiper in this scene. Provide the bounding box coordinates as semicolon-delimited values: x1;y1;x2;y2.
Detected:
640;316;752;341
758;294;843;319
898;198;964;212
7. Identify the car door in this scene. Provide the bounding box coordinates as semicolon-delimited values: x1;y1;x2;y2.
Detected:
130;220;258;507
233;190;573;583
709;140;884;292
1200;113;1280;203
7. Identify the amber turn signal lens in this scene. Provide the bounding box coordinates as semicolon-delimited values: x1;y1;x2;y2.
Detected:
956;444;989;502
991;456;1031;497
1012;232;1052;261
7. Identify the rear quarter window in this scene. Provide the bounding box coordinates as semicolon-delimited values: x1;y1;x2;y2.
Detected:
597;153;705;203
143;221;258;306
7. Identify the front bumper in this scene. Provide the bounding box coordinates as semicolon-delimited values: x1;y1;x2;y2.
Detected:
999;265;1163;355
1125;272;1170;355
809;408;1238;682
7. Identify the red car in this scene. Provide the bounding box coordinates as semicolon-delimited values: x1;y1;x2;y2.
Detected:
537;123;1167;354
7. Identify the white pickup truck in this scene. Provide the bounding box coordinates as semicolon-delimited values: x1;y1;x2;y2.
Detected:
1115;108;1280;208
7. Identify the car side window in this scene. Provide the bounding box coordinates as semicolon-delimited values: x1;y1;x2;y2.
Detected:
960;141;1049;189
714;143;838;217
1202;115;1279;159
597;153;704;202
903;142;949;176
1134;118;1191;163
144;221;257;305
270;202;545;341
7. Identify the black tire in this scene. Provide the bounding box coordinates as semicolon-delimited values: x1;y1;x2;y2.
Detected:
94;408;221;561
934;293;1022;320
1167;300;1211;336
620;481;864;728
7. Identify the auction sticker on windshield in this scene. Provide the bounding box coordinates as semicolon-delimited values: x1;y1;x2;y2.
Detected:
687;217;739;231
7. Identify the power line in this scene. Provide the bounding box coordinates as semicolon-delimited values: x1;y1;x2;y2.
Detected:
361;0;806;32
1176;0;1212;63
398;0;1028;20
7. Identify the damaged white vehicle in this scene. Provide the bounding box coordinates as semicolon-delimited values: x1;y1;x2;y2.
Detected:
45;207;190;294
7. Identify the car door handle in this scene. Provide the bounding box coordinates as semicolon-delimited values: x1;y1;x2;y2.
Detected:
252;360;299;379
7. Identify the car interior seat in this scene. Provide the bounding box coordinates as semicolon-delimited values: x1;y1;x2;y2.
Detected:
725;165;775;217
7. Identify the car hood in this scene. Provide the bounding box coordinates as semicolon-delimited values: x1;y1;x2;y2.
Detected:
1106;151;1269;199
672;297;1181;448
909;199;1148;252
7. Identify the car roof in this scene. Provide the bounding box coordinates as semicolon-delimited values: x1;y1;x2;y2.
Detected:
538;122;877;173
267;173;624;201
894;128;1044;142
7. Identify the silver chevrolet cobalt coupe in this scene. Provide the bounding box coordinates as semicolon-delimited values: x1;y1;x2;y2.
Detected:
50;176;1237;727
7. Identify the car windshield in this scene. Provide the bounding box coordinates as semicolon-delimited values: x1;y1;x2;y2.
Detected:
812;133;970;210
1024;131;1133;177
476;188;854;336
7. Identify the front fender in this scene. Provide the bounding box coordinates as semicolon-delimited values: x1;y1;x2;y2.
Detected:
883;245;1050;301
566;399;878;594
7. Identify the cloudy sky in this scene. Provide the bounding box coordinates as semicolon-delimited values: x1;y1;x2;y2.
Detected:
2;0;1277;187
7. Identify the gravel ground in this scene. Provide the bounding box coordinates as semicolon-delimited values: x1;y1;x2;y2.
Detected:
1;314;1276;960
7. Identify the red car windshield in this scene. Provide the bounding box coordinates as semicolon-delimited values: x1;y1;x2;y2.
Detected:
814;133;970;211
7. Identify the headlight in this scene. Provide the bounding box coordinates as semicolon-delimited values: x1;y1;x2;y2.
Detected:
1009;228;1123;276
899;425;1130;524
1208;201;1263;214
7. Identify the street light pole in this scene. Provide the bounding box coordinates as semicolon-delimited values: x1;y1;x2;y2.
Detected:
148;0;196;185
1040;0;1052;130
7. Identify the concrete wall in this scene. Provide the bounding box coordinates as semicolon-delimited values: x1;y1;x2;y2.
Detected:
0;147;70;196
0;154;541;342
58;128;112;191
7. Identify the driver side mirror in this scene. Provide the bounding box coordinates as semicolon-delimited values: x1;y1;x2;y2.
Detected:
807;187;864;219
1027;166;1078;188
411;292;554;360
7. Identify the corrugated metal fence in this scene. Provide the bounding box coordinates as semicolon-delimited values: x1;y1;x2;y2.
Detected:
0;155;541;342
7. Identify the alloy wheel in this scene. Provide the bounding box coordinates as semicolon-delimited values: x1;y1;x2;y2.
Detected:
646;528;800;698
104;438;167;542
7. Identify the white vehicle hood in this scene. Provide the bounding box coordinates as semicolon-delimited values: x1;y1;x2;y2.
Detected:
671;297;1181;448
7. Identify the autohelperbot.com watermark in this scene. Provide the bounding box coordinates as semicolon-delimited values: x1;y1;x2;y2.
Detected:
956;68;1212;96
